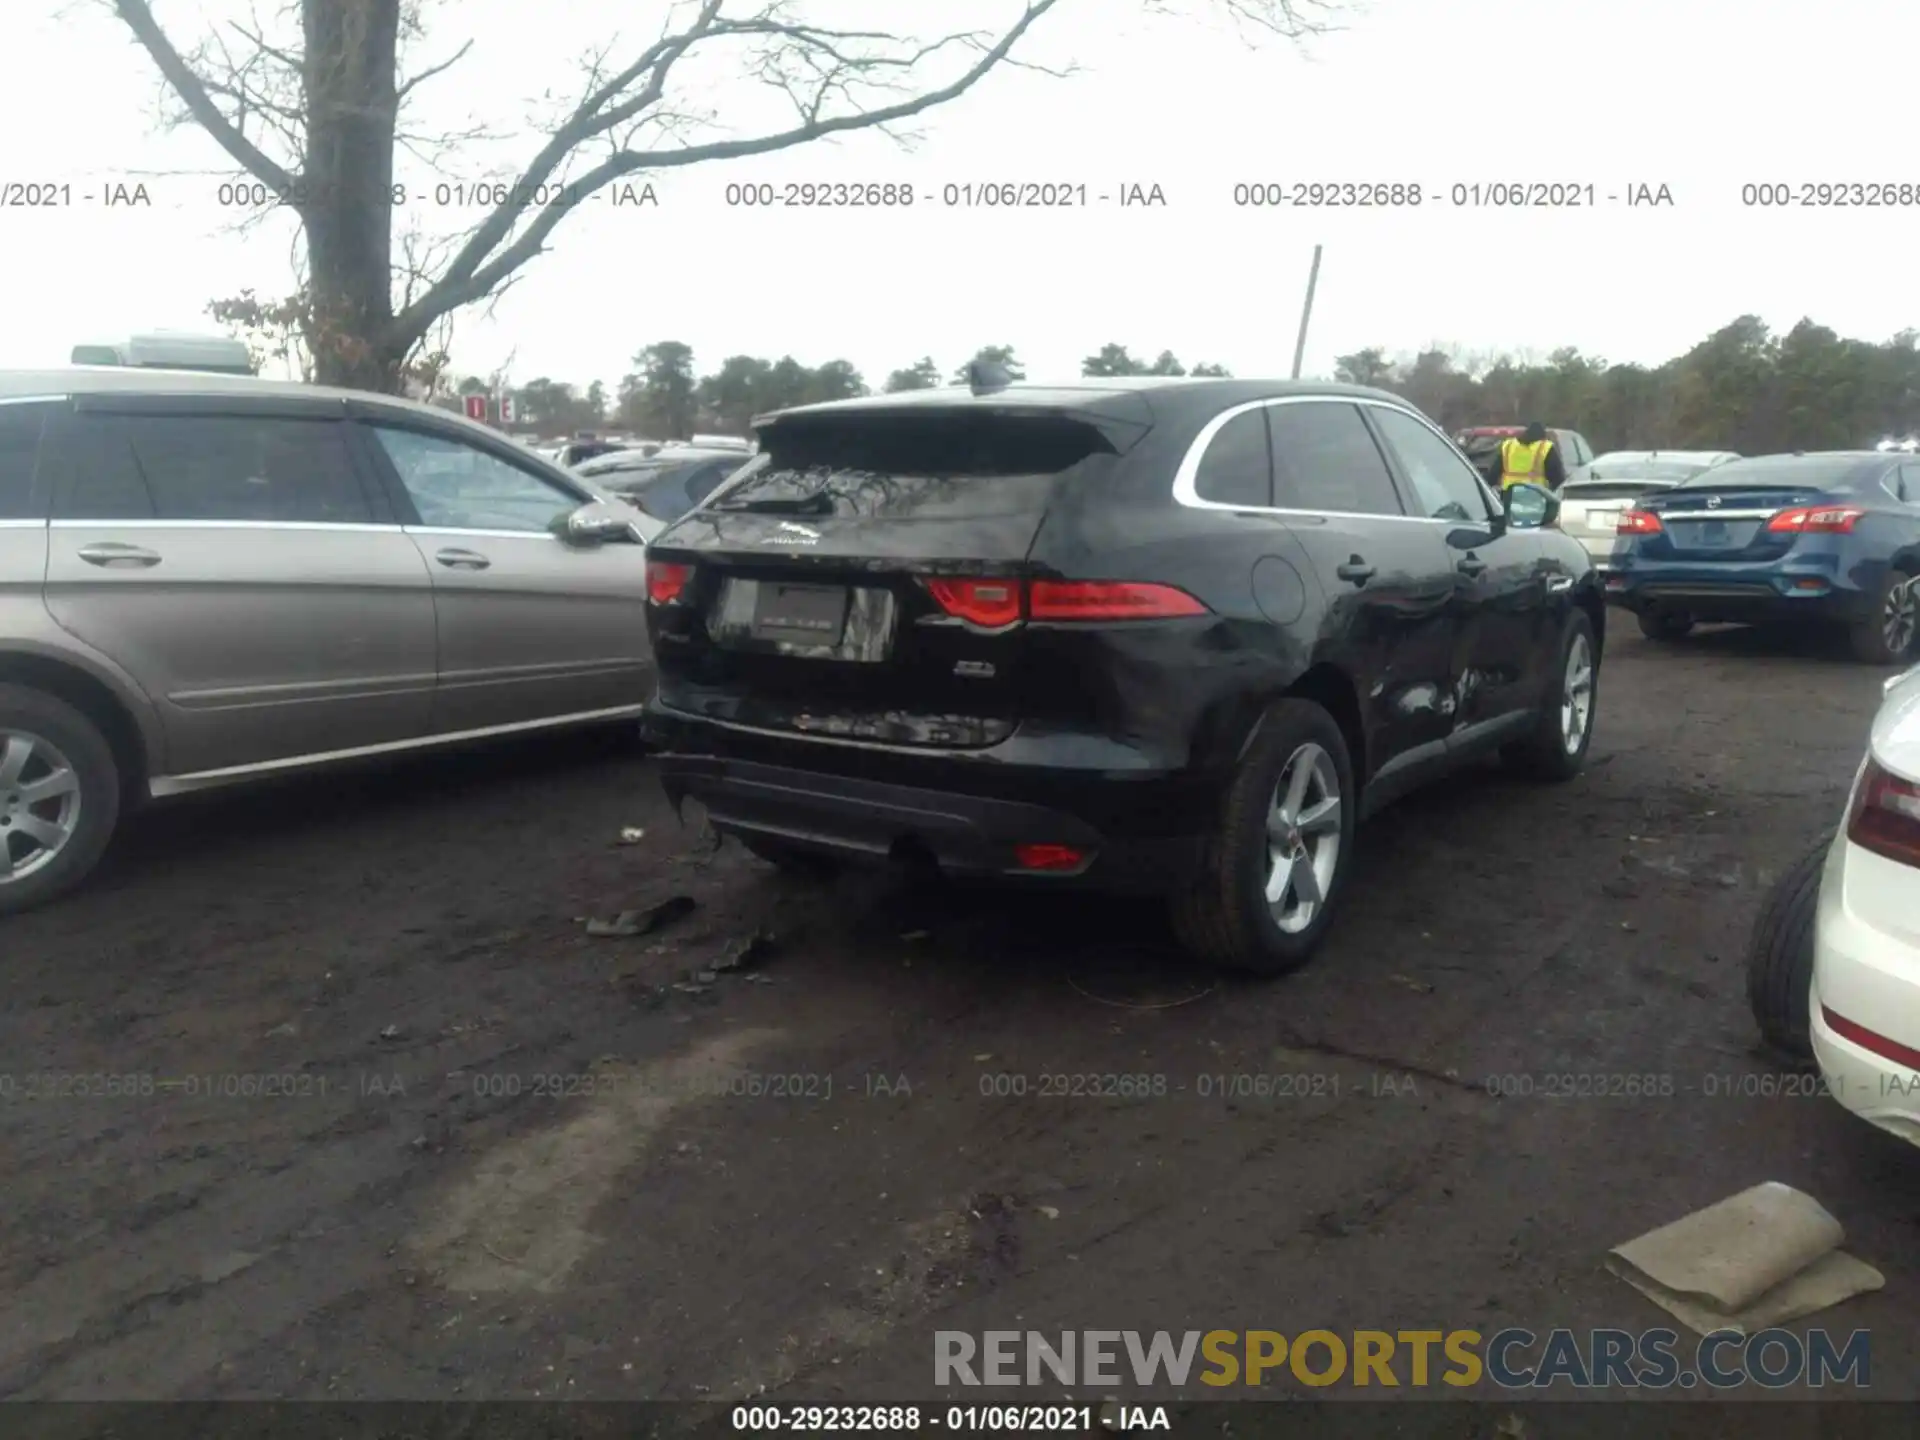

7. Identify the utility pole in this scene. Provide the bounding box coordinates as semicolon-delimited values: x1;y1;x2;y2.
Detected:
1290;244;1323;380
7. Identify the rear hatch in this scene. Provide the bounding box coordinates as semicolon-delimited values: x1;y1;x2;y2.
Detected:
644;404;1147;748
1639;482;1834;561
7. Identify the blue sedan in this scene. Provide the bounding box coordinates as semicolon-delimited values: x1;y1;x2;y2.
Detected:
1606;451;1920;664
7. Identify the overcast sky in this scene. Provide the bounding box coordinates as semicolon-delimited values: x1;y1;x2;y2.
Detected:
6;0;1916;389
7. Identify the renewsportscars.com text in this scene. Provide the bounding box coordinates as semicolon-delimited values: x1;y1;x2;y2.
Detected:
934;1328;1871;1390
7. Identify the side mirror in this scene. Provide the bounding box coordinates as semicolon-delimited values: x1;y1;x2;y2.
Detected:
554;500;642;546
1503;482;1559;530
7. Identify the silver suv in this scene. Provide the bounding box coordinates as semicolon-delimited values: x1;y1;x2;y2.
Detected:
0;368;654;913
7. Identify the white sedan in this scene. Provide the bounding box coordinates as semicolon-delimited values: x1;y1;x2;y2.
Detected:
1749;661;1920;1142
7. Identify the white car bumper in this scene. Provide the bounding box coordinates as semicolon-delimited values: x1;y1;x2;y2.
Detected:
1809;832;1920;1145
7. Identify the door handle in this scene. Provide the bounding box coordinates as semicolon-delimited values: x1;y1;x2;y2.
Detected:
76;543;161;568
434;548;491;570
1335;557;1375;585
1457;555;1487;578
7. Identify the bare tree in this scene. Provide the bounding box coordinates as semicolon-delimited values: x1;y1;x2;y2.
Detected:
110;0;1341;392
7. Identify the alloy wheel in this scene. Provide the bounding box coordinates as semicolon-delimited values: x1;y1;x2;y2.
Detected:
1264;742;1342;935
1561;633;1595;754
1884;577;1918;657
0;730;83;885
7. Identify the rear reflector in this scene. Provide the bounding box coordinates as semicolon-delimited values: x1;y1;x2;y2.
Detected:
923;578;1210;626
1848;758;1920;868
1822;1005;1920;1071
1768;505;1865;533
1014;843;1086;871
1617;509;1663;534
646;560;692;605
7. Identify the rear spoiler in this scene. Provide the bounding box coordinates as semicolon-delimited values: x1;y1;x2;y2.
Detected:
751;397;1157;456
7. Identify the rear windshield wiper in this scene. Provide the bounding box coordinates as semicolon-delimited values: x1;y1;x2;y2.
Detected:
713;490;833;515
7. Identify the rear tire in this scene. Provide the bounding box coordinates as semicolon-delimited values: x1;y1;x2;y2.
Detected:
1746;830;1831;1062
740;835;843;879
1505;611;1598;782
0;684;121;916
1849;568;1917;665
1170;698;1356;976
1637;609;1694;642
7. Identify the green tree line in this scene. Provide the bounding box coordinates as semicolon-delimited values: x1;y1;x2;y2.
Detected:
433;316;1920;452
1337;316;1920;453
441;342;1231;438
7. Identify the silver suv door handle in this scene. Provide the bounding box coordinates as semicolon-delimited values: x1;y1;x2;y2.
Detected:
434;548;491;570
76;543;161;568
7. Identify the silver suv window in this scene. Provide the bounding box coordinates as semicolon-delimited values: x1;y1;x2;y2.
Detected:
0;404;49;520
371;426;580;533
50;413;373;524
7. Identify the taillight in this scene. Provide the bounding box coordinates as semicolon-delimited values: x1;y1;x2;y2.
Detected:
646;560;692;605
1848;758;1920;868
923;578;1211;627
925;578;1022;629
1030;581;1208;620
1617;509;1663;534
1768;505;1865;533
1014;843;1086;871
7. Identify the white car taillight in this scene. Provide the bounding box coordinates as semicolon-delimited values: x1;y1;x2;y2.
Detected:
1848;758;1920;869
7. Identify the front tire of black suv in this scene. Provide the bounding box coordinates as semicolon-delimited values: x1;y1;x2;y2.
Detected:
0;683;122;916
1637;608;1694;641
1505;610;1598;782
1171;698;1357;976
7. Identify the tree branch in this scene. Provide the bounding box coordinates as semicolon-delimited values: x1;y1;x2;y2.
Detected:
391;0;1061;344
110;0;298;195
397;38;473;99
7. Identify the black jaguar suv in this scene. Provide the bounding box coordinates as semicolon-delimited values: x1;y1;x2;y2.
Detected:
640;372;1604;974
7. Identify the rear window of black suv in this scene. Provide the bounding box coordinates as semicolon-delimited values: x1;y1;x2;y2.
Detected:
712;411;1126;520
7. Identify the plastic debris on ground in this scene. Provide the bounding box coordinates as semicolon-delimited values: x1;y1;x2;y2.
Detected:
1606;1181;1885;1334
583;894;699;938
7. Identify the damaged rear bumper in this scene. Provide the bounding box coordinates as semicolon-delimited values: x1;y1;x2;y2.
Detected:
646;713;1208;893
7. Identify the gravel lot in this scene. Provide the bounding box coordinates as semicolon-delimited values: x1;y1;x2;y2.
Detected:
3;625;1916;1405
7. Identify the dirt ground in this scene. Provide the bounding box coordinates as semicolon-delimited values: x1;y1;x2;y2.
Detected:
3;623;1917;1407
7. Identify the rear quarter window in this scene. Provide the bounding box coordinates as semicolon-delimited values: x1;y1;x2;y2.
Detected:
1193;410;1272;507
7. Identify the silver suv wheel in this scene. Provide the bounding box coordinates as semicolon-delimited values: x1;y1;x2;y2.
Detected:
0;730;83;884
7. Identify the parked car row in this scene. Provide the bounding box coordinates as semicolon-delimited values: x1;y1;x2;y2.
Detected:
3;363;1915;1001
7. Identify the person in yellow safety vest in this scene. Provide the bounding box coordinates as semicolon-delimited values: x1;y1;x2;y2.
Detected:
1497;422;1567;492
